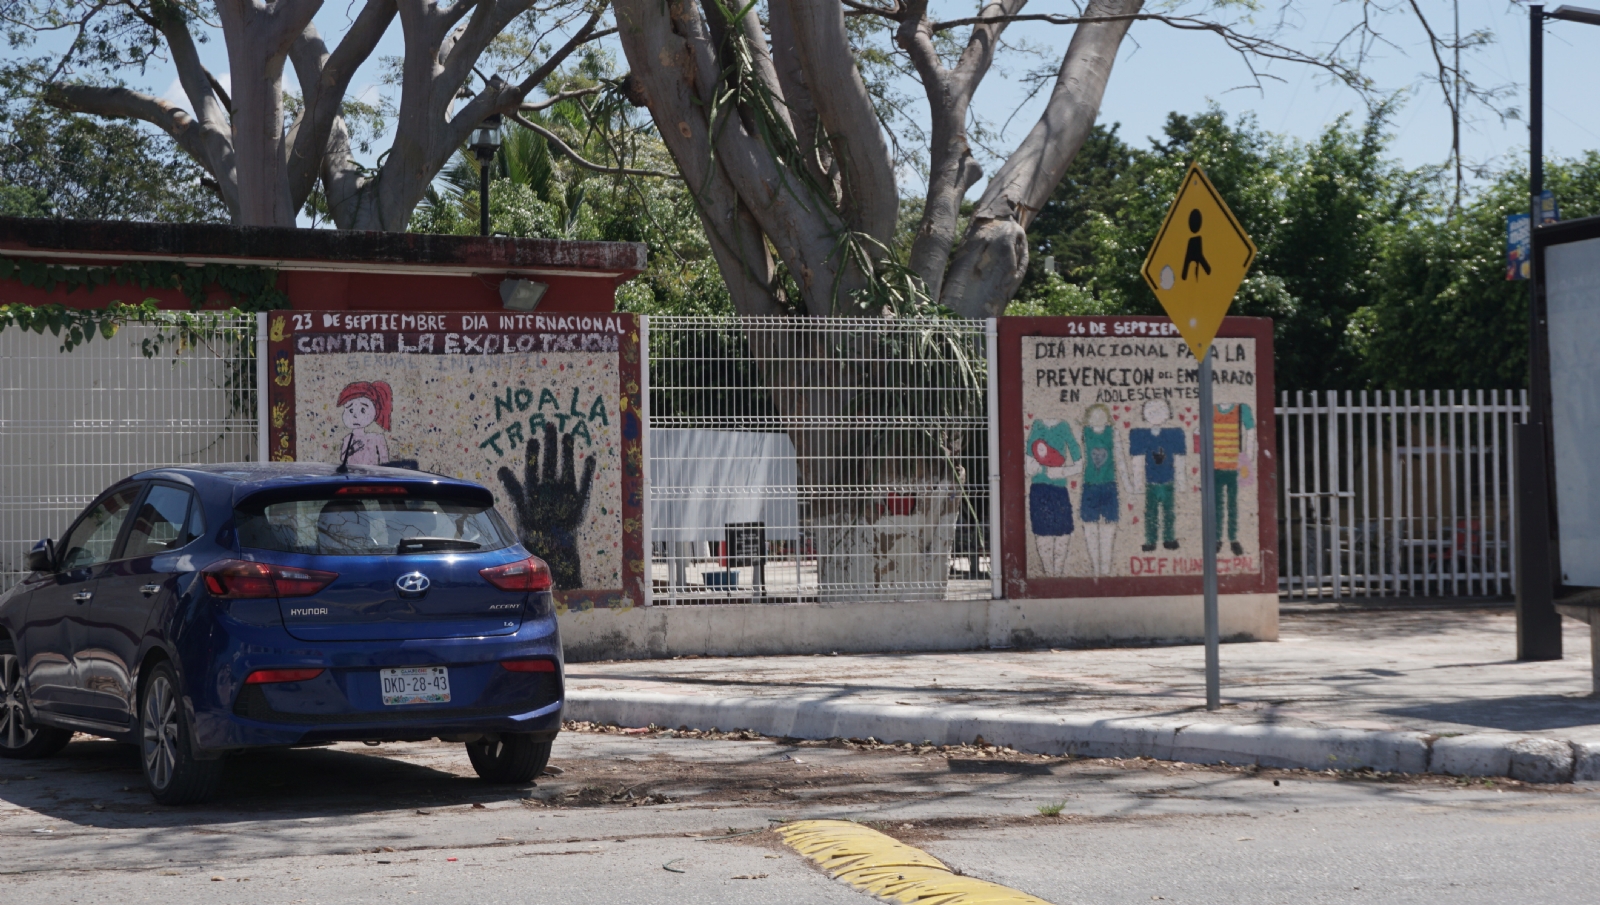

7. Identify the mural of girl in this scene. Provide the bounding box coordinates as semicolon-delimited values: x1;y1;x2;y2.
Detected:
1025;417;1083;576
336;380;393;466
1079;403;1133;577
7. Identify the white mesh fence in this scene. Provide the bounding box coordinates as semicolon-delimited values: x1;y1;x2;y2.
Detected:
644;316;994;604
0;314;260;590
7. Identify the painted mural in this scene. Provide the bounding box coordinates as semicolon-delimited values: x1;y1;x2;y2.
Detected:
1018;321;1266;584
266;311;644;611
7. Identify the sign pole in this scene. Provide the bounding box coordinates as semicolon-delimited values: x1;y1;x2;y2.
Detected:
1199;347;1220;710
1139;161;1256;712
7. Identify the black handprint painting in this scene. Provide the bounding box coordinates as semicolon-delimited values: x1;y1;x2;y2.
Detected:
498;423;597;590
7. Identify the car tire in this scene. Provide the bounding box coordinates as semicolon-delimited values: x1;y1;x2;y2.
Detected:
0;639;72;760
139;661;224;805
465;733;552;784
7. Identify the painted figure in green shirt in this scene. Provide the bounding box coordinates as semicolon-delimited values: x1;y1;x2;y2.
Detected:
1079;404;1134;577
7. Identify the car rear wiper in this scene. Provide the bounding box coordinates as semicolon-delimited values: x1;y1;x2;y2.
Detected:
395;537;483;554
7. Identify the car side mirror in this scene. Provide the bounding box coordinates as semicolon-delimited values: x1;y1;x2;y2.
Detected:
26;538;55;573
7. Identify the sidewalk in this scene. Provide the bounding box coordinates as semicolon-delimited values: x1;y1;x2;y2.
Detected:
564;607;1600;783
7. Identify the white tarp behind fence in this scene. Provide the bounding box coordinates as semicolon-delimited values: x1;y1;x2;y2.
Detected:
0;314;259;590
1277;389;1528;600
644;316;992;604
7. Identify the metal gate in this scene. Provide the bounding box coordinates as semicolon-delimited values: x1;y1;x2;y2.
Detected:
1277;389;1529;599
0;313;261;590
643;316;995;604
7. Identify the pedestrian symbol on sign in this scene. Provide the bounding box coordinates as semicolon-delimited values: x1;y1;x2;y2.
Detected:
1183;209;1211;280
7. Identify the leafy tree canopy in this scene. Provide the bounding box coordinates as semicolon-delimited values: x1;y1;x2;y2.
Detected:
1015;105;1599;392
0;74;225;222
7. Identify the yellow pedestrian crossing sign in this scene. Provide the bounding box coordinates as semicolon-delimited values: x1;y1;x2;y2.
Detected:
1141;163;1257;361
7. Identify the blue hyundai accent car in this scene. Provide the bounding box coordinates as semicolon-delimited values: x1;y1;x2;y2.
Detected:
0;463;562;804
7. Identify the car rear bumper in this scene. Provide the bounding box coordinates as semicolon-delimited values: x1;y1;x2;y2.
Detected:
187;612;564;752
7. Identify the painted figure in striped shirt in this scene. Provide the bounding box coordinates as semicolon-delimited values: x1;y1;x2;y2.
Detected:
1210;402;1256;555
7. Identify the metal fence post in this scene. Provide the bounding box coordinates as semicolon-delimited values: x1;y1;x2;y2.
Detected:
256;311;269;463
640;314;653;607
986;318;1002;600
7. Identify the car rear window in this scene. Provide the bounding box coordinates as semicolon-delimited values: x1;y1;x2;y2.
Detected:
236;490;515;556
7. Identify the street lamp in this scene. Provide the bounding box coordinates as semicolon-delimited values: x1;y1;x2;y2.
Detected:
1519;5;1600;661
469;113;503;237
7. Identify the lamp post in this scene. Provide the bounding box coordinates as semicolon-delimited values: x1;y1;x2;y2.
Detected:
469;113;503;237
1519;5;1600;660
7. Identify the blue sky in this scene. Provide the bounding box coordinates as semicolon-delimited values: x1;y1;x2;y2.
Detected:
965;1;1600;185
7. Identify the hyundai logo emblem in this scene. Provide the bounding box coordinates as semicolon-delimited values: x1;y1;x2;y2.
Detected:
396;571;431;596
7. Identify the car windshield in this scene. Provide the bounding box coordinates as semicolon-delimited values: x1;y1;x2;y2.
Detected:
236;491;515;556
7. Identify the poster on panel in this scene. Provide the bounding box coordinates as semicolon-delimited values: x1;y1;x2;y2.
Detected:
265;311;645;612
1545;235;1600;588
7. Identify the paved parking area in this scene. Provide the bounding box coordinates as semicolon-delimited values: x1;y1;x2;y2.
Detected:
4;723;1598;904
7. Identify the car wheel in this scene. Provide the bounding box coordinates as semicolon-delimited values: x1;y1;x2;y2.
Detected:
0;640;71;760
465;733;552;784
139;662;223;805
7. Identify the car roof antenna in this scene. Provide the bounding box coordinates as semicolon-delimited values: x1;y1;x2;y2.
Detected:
336;434;355;474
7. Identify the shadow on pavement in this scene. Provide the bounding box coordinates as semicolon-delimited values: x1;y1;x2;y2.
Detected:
0;737;531;829
1382;694;1600;732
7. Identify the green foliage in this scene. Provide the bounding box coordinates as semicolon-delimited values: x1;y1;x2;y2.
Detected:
1004;272;1116;317
0;256;287;311
1029;105;1519;391
0;68;226;223
1351;154;1600;389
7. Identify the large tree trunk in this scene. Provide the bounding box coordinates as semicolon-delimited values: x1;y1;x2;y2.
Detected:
942;0;1141;316
216;0;323;227
613;0;896;316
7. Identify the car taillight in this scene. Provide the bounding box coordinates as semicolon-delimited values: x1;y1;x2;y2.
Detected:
203;560;339;598
479;556;552;592
500;658;557;673
244;668;325;684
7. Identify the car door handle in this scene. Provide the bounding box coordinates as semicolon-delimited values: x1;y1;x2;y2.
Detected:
72;591;93;603
140;584;162;597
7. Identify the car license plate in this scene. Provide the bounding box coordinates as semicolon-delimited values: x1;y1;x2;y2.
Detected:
380;666;451;705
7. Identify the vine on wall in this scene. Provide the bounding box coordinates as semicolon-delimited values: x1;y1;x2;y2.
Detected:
0;255;286;353
0;256;286;310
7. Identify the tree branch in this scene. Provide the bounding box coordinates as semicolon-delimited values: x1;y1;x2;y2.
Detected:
1403;0;1461;209
45;83;213;174
841;0;903;17
948;0;1027;104
771;0;898;243
944;0;1142;317
286;1;397;211
931;11;1367;89
521;85;606;111
508;111;680;178
510;9;606;99
769;0;836;196
205;67;233;112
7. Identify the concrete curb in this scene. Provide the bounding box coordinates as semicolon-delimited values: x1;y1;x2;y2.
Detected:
564;690;1597;784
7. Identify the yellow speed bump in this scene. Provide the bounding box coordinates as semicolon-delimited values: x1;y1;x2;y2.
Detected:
777;819;1057;905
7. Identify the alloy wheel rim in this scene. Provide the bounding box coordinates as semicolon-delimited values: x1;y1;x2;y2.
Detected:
142;676;178;789
0;654;37;750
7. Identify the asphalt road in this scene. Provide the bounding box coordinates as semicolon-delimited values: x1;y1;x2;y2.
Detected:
2;725;1597;904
